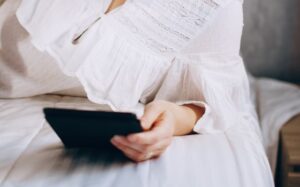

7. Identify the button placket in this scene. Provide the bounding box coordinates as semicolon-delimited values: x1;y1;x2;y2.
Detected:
72;16;102;45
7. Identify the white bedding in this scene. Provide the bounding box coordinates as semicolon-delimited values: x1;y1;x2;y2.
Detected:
249;77;300;175
1;77;299;187
0;95;275;187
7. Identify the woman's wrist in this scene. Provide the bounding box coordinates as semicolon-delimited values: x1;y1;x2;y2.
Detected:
140;100;205;136
169;102;205;136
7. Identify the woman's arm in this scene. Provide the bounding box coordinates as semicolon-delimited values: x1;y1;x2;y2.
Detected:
173;103;205;136
111;100;205;162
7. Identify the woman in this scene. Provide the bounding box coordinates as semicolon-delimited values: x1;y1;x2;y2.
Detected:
16;0;269;171
102;0;206;162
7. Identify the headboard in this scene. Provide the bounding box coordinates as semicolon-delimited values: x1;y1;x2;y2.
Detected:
241;0;300;83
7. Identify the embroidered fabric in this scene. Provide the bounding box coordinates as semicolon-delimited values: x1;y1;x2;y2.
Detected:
111;0;222;54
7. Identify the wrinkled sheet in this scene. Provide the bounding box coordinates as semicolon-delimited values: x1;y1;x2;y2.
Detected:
0;95;274;187
248;76;300;175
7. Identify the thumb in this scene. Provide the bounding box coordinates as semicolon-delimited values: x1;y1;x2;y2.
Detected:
139;105;163;131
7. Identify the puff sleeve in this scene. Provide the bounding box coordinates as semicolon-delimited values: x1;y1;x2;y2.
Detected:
153;54;259;134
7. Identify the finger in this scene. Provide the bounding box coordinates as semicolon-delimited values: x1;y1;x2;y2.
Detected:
128;112;172;145
111;135;171;161
119;135;172;152
142;137;173;153
111;138;149;162
112;134;172;155
111;137;140;157
151;150;165;159
111;135;145;153
140;103;163;131
145;147;168;160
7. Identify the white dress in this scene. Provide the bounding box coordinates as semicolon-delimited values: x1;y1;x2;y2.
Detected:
15;0;274;186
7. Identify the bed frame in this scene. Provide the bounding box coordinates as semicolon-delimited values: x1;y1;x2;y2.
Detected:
276;114;300;187
0;0;5;6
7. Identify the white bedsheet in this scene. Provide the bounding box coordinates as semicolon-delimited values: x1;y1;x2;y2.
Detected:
249;76;300;175
1;77;299;187
0;95;275;187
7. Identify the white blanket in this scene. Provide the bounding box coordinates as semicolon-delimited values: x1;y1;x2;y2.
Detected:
1;77;299;187
0;94;276;187
249;76;300;175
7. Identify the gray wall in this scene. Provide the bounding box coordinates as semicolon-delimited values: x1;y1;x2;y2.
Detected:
241;0;300;83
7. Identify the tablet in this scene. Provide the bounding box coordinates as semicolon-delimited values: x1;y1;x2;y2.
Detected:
43;108;143;149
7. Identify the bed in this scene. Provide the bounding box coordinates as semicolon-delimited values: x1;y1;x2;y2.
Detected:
1;0;300;187
0;94;273;187
0;79;300;187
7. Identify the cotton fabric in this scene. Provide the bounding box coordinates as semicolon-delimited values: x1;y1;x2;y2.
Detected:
16;0;257;136
0;0;84;98
0;95;274;187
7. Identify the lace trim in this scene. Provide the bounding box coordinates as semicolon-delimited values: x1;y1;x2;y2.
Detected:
112;0;221;54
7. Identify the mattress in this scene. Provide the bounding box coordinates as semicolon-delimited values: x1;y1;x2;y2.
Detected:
0;95;274;187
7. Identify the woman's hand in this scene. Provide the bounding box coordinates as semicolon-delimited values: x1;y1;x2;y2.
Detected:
110;100;205;162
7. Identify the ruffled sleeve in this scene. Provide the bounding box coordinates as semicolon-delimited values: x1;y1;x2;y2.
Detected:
153;53;257;134
16;0;112;51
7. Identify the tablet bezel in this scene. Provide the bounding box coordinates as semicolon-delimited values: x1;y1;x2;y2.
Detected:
43;108;143;148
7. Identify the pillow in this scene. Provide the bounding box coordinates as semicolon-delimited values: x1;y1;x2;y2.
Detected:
0;0;86;98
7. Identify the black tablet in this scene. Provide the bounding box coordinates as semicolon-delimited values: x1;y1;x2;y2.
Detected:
43;108;143;149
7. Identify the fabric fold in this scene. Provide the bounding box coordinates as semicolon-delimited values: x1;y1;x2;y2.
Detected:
16;0;108;51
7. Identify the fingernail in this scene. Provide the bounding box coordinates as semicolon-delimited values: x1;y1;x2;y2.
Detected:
111;137;120;144
110;138;116;144
114;135;124;141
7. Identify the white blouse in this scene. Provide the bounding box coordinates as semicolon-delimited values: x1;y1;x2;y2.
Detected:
16;0;259;136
